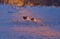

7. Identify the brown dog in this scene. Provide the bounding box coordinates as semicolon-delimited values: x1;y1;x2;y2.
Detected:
31;18;42;23
23;16;31;21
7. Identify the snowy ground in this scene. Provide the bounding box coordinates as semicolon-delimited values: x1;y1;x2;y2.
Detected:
0;4;60;39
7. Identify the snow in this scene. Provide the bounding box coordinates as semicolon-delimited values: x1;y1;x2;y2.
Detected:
0;4;60;39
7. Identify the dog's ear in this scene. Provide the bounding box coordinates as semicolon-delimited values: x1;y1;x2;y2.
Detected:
23;16;27;20
31;18;34;21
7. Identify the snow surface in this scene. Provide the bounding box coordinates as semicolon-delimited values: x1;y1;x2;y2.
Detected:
0;4;60;39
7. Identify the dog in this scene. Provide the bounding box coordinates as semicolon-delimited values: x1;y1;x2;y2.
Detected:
23;16;42;23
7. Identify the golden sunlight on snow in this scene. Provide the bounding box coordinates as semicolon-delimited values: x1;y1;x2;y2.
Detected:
9;26;60;37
